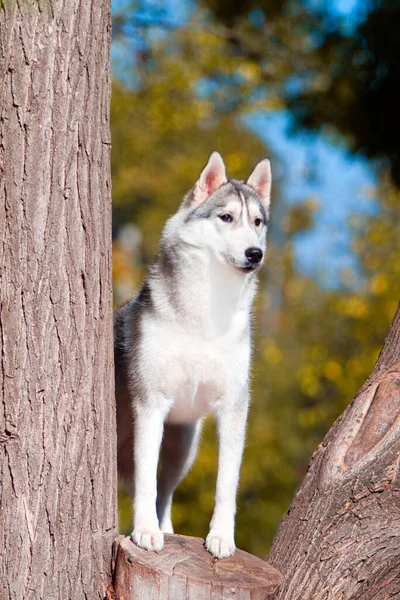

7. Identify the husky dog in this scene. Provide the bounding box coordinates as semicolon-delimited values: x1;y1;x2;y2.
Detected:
114;152;271;559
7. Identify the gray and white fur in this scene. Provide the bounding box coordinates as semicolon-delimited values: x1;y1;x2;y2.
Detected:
114;152;272;558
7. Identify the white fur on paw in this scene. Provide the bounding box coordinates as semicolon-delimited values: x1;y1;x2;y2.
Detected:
205;531;235;559
131;528;164;552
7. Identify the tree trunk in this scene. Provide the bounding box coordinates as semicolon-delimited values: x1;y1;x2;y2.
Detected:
0;1;117;599
267;303;400;599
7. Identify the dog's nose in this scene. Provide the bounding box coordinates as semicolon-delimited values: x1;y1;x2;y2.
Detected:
245;247;263;264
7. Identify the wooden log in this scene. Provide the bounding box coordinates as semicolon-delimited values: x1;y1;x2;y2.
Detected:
113;534;283;600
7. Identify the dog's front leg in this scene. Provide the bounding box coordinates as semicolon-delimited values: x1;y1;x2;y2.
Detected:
206;397;249;559
132;403;166;552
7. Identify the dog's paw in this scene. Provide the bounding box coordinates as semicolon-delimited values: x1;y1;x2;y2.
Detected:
205;531;236;559
131;528;164;552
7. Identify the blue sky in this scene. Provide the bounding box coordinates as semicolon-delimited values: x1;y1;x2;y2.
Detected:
246;112;378;287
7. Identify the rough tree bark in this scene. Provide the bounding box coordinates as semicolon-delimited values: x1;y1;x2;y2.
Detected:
0;1;117;599
267;302;400;599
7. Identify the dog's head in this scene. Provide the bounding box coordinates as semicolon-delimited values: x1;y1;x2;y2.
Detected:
179;152;271;273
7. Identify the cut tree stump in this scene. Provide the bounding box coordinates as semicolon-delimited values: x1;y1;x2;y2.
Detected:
113;534;283;599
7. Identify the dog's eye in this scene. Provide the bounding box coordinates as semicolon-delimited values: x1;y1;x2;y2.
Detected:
254;218;262;227
220;214;233;223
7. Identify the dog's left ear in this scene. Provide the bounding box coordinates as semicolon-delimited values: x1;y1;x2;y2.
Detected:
192;151;227;205
247;159;272;210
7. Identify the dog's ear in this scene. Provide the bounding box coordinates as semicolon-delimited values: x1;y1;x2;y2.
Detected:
247;159;272;210
192;151;227;204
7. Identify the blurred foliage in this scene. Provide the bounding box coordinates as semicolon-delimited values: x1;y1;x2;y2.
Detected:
287;0;400;186
112;0;400;556
201;0;400;184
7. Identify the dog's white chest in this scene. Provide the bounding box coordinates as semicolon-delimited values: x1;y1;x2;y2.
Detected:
141;317;249;424
161;329;227;423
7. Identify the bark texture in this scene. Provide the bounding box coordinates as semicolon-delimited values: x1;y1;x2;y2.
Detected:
267;303;400;599
113;535;283;600
0;1;117;599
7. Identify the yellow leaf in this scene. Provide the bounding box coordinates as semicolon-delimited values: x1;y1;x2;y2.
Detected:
323;360;342;381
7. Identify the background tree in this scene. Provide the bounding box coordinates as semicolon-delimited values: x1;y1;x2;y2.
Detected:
286;0;400;186
202;0;400;184
0;1;117;598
